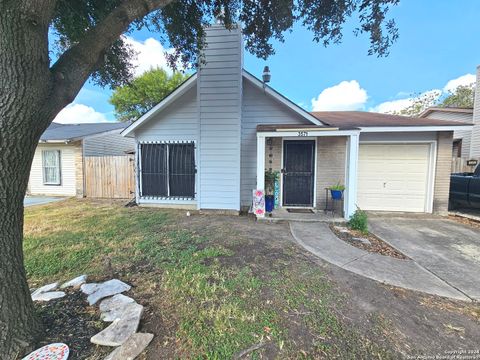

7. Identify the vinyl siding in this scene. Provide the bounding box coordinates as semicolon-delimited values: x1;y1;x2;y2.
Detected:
83;129;135;156
471;66;480;159
198;25;243;210
240;78;311;207
423;110;472;158
29;143;77;196
134;87;198;143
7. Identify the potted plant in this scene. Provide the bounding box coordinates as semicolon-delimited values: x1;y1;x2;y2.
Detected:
264;170;279;212
329;182;345;200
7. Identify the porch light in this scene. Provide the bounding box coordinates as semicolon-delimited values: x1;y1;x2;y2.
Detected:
262;66;271;84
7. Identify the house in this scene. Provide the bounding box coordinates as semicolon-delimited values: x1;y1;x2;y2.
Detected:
28;122;135;197
419;107;473;158
121;24;471;219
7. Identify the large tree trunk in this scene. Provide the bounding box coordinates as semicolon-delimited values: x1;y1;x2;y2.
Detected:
0;2;56;358
0;0;172;356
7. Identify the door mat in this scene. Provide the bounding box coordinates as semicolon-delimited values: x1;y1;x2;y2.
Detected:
286;208;314;214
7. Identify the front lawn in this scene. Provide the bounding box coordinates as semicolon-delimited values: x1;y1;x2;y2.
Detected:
24;199;392;359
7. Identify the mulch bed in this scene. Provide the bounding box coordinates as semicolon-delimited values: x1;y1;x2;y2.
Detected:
330;224;408;260
34;289;109;360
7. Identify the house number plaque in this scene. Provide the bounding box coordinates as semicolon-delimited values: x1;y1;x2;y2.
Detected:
297;131;308;137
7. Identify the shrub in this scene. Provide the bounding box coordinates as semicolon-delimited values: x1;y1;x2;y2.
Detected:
347;208;368;234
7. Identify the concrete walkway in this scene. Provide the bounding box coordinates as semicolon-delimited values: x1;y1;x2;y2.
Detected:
24;196;66;207
289;222;470;301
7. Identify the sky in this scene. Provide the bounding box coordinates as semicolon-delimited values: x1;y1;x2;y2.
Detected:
54;0;480;124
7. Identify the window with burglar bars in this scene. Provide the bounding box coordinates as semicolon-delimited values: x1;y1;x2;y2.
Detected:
42;150;61;185
140;142;196;199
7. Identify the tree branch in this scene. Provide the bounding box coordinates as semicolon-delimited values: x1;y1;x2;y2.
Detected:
49;0;173;112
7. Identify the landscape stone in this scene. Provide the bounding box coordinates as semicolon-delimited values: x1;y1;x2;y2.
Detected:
61;275;87;289
83;279;132;305
90;303;143;346
352;237;371;246
80;283;101;295
104;333;154;360
100;294;136;322
31;282;59;297
32;291;66;302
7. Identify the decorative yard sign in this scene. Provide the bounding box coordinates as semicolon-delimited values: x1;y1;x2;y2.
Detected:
274;179;280;209
253;189;265;216
22;343;69;360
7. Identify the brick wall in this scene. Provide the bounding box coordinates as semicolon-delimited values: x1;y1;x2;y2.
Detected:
316;137;347;210
74;141;84;198
433;131;453;214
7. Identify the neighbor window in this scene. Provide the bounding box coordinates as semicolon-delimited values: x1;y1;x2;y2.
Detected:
42;150;61;185
140;142;195;199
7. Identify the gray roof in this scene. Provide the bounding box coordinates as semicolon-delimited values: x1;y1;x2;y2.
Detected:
40;122;127;141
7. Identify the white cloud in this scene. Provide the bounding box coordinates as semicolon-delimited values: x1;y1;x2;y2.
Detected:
54;103;109;124
443;73;476;92
311;80;368;111
124;36;174;77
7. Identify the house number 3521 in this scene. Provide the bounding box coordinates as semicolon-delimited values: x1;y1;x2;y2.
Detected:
297;131;308;137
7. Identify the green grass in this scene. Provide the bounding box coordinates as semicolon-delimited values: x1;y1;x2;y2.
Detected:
24;199;393;358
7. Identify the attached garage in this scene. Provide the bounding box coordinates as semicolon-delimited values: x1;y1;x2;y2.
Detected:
357;143;434;212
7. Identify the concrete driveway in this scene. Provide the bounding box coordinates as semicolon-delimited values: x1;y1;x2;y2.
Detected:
24;196;66;207
369;216;480;301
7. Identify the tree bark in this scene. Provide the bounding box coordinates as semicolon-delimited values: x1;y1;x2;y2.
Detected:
0;0;172;357
0;2;56;357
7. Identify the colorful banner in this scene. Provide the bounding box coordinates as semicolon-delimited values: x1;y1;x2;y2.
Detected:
253;189;265;216
274;179;280;209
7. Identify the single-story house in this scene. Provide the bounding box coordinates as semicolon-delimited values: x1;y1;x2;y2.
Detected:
121;24;472;219
28;122;135;197
419;107;474;159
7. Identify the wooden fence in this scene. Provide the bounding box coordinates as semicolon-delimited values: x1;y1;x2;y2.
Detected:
84;155;135;199
451;157;477;174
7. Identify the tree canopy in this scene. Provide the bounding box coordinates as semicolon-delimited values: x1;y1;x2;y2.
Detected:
109;68;188;122
49;0;400;91
394;84;475;117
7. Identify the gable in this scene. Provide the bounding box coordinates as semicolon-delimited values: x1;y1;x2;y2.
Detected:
134;86;198;142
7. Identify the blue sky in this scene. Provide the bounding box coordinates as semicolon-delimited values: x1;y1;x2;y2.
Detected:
55;0;480;123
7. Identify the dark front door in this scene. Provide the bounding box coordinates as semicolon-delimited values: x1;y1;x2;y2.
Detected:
282;140;315;206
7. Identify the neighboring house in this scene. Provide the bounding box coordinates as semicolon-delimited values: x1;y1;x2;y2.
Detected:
122;24;471;219
420;64;480;161
28;122;135;197
419;107;473;158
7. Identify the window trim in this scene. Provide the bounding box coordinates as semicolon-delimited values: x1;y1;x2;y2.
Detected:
139;141;196;200
42;149;62;186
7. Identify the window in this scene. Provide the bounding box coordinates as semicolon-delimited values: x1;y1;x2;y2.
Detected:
140;143;195;199
42;150;61;185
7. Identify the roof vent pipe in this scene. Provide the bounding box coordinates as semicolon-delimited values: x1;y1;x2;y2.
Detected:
262;66;271;85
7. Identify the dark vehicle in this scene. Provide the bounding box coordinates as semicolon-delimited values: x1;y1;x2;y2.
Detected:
449;165;480;209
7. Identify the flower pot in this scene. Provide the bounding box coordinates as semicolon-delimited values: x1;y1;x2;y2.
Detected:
265;195;275;212
330;189;343;200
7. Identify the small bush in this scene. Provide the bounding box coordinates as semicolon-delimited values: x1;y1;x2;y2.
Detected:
347;208;368;234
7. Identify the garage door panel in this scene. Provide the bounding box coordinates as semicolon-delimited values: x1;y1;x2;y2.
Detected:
357;144;430;212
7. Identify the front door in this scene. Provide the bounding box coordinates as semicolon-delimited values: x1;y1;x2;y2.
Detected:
282;140;315;207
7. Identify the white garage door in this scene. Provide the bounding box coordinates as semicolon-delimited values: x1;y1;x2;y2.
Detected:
357;144;431;212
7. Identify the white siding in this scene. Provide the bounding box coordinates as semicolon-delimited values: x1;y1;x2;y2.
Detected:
471;65;480;159
424;110;473;158
29;144;77;196
134;87;198;142
197;25;243;210
83;129;135;156
240;78;311;207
